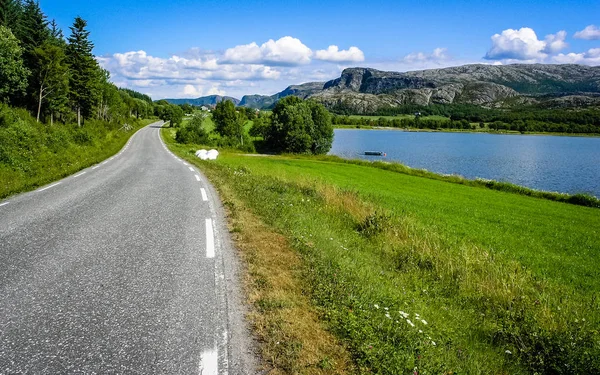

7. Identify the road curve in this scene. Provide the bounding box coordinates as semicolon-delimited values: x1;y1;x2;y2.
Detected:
0;122;256;374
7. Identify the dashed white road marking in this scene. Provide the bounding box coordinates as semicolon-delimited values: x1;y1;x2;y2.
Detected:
201;188;208;202
0;202;9;207
92;165;100;170
199;348;218;375
189;167;195;172
195;175;201;182
183;162;189;166
205;219;215;259
38;182;61;192
73;172;86;178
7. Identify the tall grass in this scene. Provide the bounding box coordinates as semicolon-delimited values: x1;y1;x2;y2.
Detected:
0;104;154;198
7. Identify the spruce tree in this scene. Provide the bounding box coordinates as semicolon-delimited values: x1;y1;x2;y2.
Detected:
16;0;49;110
66;17;99;126
0;0;22;32
48;19;65;45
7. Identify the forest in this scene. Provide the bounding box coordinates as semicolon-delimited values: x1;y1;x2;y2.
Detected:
331;103;600;134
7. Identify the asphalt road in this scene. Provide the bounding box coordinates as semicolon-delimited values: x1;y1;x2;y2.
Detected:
0;122;256;374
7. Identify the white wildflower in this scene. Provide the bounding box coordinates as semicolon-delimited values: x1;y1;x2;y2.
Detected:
374;304;379;309
399;311;409;318
420;319;428;325
406;319;415;327
385;313;391;319
431;341;436;346
505;350;512;355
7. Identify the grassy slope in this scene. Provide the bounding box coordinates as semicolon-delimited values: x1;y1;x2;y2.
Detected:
163;129;599;374
0;109;156;199
226;156;600;291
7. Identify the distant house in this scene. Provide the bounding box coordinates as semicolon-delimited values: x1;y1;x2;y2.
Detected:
200;106;209;111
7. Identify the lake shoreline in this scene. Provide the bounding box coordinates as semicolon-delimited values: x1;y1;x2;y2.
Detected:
330;129;600;198
333;125;600;138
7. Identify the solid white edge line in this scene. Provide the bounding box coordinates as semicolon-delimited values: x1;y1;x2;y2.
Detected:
199;348;218;375
195;175;201;182
206;218;215;259
201;188;208;202
189;167;194;172
73;172;86;178
0;202;9;207
38;182;61;192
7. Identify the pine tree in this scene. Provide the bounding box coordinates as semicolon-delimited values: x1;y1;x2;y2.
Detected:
48;19;65;46
0;0;22;32
16;0;50;110
66;17;99;126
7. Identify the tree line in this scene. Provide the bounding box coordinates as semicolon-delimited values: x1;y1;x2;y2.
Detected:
0;0;153;125
174;97;334;154
331;103;600;134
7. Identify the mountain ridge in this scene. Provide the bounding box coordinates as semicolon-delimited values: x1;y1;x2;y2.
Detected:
163;64;600;112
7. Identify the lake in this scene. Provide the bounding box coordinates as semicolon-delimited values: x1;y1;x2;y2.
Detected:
329;129;600;198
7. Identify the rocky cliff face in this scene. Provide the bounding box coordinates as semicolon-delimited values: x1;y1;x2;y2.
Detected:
310;64;600;113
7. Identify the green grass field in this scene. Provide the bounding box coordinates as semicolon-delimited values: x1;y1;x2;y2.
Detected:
163;128;600;374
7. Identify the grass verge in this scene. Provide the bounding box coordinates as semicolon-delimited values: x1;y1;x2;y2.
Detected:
163;129;600;374
0;105;155;199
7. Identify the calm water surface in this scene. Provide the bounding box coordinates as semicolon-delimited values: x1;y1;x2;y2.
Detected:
329;129;600;197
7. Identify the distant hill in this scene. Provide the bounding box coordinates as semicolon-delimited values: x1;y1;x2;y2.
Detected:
163;64;600;113
162;95;240;106
239;82;326;109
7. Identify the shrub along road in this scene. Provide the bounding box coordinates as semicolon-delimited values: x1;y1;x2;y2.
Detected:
0;122;255;373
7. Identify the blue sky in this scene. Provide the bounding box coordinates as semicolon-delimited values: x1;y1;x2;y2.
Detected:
42;0;600;99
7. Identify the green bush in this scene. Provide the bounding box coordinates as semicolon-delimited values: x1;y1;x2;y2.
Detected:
0;104;148;198
175;113;211;145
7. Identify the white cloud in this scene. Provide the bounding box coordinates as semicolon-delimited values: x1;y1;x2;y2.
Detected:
484;28;569;61
183;84;202;97
98;36;363;99
314;46;365;63
553;48;600;65
574;25;600;40
403;48;450;64
543;31;568;54
485;27;548;60
222;36;312;66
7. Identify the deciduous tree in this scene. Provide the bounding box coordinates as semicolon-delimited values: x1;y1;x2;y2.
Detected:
264;96;334;154
0;26;30;104
33;41;69;122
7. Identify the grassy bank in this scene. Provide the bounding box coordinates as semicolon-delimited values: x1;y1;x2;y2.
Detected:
0;105;155;199
163;129;600;374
